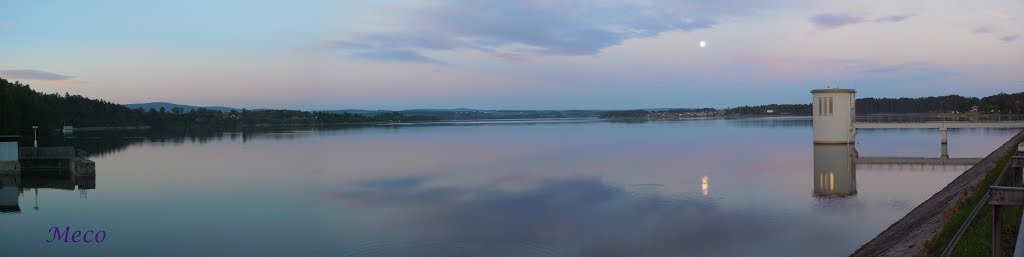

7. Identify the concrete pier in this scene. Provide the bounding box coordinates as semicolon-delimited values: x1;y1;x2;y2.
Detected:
941;127;948;144
19;147;95;176
850;120;1024;145
851;121;1024;129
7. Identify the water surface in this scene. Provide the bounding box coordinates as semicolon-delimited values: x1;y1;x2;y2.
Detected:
0;118;1018;256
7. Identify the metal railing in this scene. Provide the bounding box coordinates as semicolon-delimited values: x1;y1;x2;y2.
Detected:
856;114;1024;123
941;176;1001;256
1016;204;1024;257
993;144;1024;257
941;143;1024;257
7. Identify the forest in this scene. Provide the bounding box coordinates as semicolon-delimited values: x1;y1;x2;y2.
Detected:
0;78;437;136
599;108;720;118
724;93;1024;115
4;76;1023;135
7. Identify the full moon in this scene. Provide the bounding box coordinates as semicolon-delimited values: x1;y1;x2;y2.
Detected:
699;41;706;48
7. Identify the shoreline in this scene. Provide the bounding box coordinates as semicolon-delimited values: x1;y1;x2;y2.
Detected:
72;126;151;131
67;115;813;132
850;129;1024;257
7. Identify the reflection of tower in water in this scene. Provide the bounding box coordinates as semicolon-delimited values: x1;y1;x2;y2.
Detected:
814;144;857;197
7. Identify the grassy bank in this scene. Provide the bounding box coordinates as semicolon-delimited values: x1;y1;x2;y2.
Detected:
924;137;1024;256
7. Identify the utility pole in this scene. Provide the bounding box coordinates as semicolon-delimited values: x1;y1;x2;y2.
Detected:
32;126;38;147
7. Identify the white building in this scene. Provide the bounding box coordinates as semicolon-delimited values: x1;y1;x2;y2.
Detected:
811;89;856;144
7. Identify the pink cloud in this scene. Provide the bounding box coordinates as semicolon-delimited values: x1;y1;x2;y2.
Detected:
47;80;83;86
0;69;83;86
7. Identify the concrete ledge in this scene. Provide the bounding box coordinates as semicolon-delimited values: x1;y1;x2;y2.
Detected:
73;160;95;176
0;161;19;175
855;157;982;165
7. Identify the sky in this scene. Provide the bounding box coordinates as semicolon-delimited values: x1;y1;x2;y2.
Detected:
1;0;1022;110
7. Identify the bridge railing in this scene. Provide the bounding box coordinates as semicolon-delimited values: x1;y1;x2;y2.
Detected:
856;113;1024;123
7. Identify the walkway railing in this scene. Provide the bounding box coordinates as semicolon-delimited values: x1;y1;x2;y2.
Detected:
856;114;1024;123
941;143;1024;257
989;147;1024;257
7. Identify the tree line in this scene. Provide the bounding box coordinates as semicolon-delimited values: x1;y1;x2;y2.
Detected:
723;104;811;116
724;92;1024;115
5;76;1022;135
600;108;720;118
0;78;438;137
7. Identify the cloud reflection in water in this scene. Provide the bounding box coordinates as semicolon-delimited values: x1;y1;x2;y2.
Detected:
328;174;847;257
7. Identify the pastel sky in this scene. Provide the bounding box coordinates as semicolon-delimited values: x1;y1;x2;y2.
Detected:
1;0;1022;110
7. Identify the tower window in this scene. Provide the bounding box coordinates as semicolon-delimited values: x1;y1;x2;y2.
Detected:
828;97;833;116
819;96;827;115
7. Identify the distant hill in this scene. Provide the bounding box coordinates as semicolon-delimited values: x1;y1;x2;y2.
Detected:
400;108;480;112
126;102;240;113
324;108;482;115
397;109;605;120
325;109;390;115
320;108;606;119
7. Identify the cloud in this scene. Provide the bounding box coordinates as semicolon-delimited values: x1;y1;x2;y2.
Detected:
1000;34;1020;43
856;63;957;81
874;14;912;23
320;40;369;49
356;48;444;63
322;40;446;64
809;13;865;29
0;69;82;86
356;49;446;64
810;13;912;29
0;69;75;81
989;11;1015;21
326;0;769;62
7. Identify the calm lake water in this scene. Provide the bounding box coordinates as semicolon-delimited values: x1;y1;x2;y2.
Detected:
0;117;1019;257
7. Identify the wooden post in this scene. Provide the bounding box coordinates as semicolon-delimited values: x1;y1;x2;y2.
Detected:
994;204;1003;257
